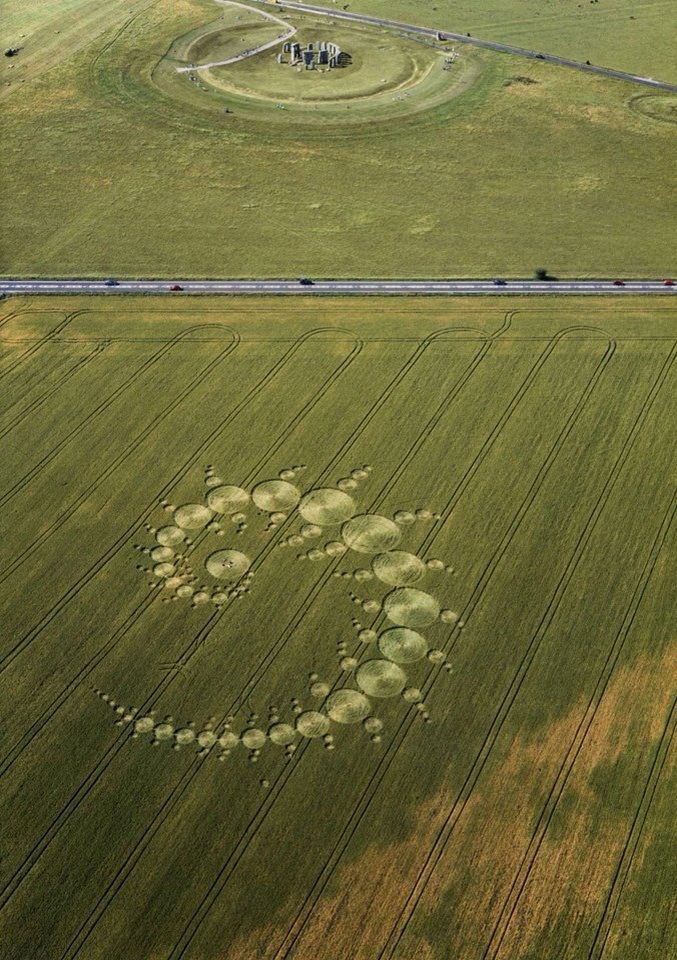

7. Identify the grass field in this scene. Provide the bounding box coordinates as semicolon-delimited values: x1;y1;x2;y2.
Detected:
0;0;675;278
0;294;674;959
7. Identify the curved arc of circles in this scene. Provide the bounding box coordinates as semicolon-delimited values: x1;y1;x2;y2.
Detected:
17;321;489;957
0;321;358;748
54;321;504;960
269;325;621;959
135;325;504;960
48;324;480;955
0;327;367;920
0;322;359;775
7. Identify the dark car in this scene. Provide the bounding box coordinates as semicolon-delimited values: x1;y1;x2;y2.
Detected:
612;279;625;287
299;277;314;286
662;279;674;286
169;283;183;291
104;278;118;286
535;53;545;59
493;278;507;286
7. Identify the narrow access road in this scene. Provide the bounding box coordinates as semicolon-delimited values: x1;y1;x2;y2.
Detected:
1;280;674;296
260;0;677;92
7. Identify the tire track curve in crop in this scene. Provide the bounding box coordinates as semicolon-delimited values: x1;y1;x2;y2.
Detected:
0;311;84;382
0;323;237;513
0;327;358;773
160;321;593;960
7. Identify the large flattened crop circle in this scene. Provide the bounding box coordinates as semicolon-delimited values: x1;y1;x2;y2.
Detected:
325;689;372;724
341;514;401;554
372;550;425;586
252;479;301;513
205;549;250;581
298;488;356;526
356;659;407;698
383;587;440;627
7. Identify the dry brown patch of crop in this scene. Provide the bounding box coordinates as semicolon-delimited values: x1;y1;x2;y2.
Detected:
495;645;676;959
223;787;453;960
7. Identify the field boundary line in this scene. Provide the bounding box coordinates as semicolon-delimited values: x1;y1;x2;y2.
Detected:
273;327;617;959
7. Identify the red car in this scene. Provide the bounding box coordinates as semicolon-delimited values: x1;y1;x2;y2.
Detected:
662;279;674;286
169;283;183;291
612;279;625;286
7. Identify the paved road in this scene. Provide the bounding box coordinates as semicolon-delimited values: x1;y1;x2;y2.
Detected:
1;280;674;296
264;0;677;92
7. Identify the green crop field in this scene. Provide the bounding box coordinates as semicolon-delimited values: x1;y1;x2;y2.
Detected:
1;0;675;278
0;294;674;960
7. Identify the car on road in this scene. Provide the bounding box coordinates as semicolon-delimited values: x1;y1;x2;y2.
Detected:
535;53;545;60
169;283;183;291
612;279;625;286
104;278;118;286
662;279;674;286
493;278;507;286
298;277;314;286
